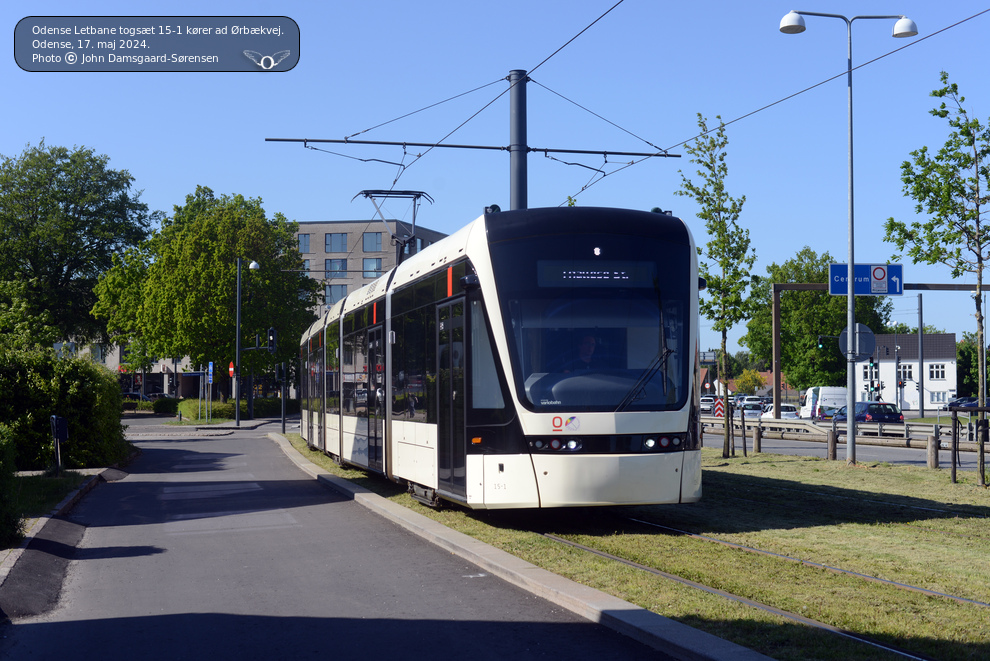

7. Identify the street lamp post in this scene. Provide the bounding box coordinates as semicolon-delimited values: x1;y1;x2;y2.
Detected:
780;10;917;465
235;257;260;427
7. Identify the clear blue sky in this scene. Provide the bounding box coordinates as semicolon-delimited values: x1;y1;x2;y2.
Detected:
5;1;989;355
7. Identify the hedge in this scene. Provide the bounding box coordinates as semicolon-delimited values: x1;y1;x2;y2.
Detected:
177;396;299;421
0;423;21;547
0;347;131;471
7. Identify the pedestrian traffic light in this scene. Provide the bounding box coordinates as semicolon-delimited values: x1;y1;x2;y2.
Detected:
267;327;277;353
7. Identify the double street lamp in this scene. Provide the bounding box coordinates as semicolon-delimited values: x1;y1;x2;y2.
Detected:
779;10;918;465
235;257;260;427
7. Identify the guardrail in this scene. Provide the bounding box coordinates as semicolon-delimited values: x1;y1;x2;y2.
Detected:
700;415;982;452
702;408;986;486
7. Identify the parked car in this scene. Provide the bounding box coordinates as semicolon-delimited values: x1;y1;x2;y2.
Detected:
700;396;715;413
833;401;904;423
734;402;763;420
148;392;174;400
121;392;151;401
761;403;800;420
943;396;977;410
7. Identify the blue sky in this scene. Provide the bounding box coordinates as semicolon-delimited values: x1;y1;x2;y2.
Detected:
5;1;989;355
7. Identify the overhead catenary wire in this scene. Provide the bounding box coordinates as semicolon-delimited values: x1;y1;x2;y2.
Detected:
566;7;990;203
345;77;506;140
269;0;636;198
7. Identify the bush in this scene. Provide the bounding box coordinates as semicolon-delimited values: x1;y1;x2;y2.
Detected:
253;397;299;417
0;347;131;470
0;423;22;547
152;397;180;415
176;396;298;421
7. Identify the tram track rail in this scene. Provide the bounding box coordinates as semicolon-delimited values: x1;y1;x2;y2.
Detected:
543;532;937;661
623;517;990;609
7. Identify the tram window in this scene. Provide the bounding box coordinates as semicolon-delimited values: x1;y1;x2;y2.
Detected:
470;300;505;410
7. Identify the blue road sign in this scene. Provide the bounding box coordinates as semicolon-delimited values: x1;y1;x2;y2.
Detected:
829;263;903;296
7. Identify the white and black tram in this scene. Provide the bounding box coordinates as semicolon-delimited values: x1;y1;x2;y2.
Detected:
300;206;704;508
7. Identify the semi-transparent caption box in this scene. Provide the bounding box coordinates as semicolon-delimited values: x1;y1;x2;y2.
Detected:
16;16;299;72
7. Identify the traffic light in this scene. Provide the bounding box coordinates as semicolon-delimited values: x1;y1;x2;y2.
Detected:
267;327;277;353
817;335;823;349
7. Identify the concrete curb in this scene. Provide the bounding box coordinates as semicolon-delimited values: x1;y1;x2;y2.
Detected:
267;432;771;661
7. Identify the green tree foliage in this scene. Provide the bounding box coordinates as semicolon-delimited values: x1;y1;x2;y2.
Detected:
676;114;755;457
95;186;320;397
741;247;891;391
0;141;154;342
884;322;946;335
884;72;990;408
0;279;60;349
735;368;766;395
956;332;980;398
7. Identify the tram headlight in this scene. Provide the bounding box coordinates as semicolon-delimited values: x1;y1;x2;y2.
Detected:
644;438;657;449
549;438;562;450
565;439;582;451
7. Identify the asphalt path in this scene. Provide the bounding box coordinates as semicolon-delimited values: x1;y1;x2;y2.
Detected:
0;419;668;660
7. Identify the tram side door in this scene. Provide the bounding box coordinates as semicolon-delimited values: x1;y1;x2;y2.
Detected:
437;299;466;498
366;325;384;471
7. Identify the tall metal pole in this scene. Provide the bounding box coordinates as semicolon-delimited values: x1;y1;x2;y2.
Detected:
844;18;857;465
918;293;925;417
781;10;919;464
235;257;242;427
509;69;528;210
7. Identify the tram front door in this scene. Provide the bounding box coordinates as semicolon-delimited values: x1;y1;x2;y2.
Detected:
437;299;466;498
367;325;384;472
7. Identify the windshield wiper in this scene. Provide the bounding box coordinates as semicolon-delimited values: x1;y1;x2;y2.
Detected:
615;346;673;412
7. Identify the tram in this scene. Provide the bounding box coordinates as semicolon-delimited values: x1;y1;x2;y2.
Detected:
300;206;704;509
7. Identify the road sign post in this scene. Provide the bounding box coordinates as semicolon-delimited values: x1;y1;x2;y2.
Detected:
829;263;902;296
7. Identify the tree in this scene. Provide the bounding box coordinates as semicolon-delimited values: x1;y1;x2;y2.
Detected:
884;322;946;335
95;186;321;398
956;332;980;398
735;369;766;395
676;114;755;457
92;247;156;389
741;247;891;391
0;279;60;350
0;141;154;342
884;72;990;413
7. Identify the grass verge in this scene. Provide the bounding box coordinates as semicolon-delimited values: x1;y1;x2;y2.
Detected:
2;470;88;549
285;434;990;661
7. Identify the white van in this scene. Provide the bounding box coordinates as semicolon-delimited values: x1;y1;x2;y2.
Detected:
799;387;847;419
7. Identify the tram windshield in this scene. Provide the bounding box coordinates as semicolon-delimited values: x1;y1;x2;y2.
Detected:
489;228;692;413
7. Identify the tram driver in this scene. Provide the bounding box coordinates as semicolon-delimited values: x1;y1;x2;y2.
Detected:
558;333;602;372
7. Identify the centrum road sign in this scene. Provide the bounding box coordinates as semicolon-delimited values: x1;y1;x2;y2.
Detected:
829;263;903;296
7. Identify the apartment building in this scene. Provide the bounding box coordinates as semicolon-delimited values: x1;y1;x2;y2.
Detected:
295;219;447;315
